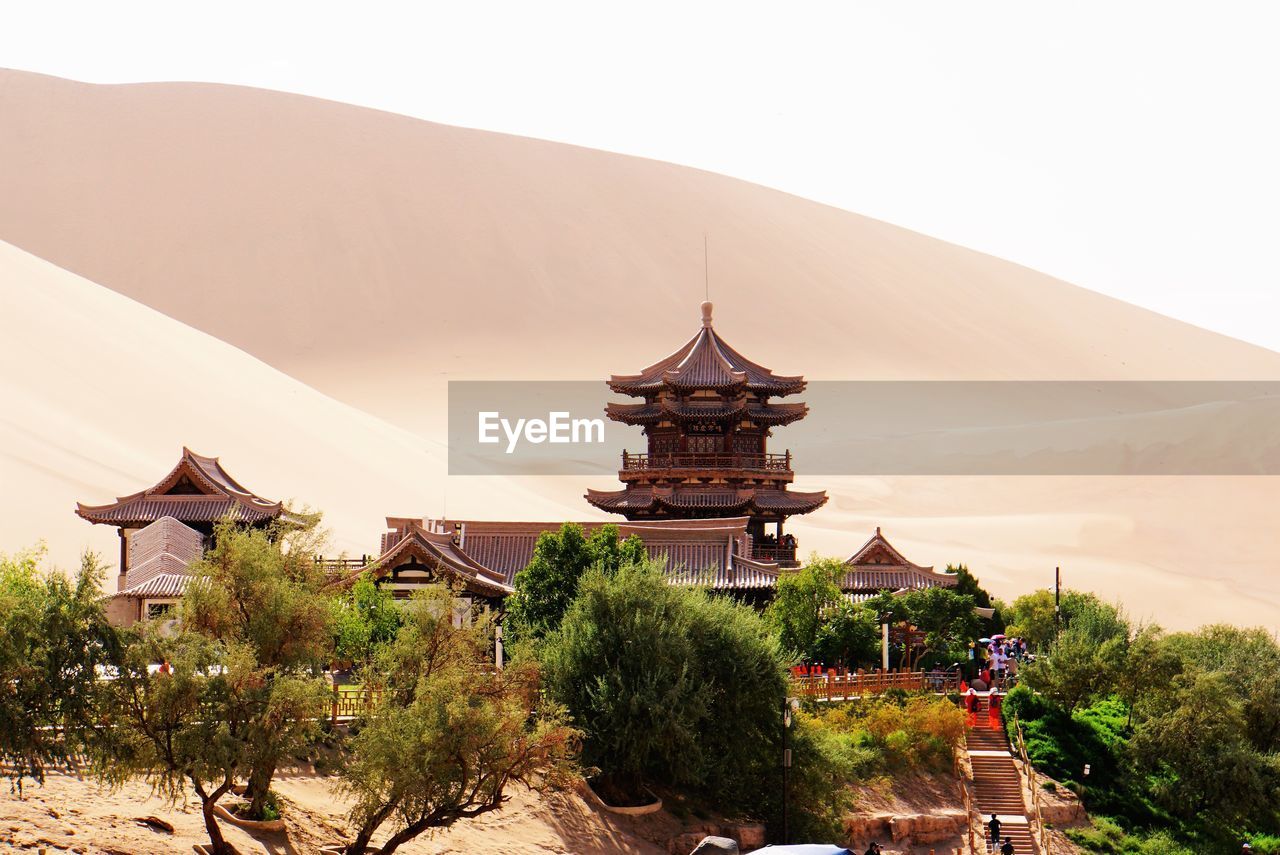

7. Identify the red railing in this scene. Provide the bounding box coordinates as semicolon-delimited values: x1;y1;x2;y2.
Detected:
621;451;792;472
790;669;962;701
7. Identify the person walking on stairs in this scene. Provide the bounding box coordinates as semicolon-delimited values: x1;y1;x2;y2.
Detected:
988;814;1002;852
1001;836;1015;855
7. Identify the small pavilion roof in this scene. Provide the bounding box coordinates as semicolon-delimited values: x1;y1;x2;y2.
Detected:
112;573;190;599
77;448;283;527
608;302;805;397
343;521;514;598
841;527;957;592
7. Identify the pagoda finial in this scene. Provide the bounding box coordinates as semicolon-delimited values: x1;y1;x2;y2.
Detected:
701;300;714;328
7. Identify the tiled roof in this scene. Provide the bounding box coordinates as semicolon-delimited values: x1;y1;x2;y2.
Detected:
388;516;781;591
841;527;958;593
77;448;283;527
606;399;808;427
114;573;190;599
352;522;514;597
585;486;827;516
124;516;203;587
608;303;805;397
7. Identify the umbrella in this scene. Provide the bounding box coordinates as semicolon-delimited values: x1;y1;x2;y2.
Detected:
978;637;992;644
991;634;1006;640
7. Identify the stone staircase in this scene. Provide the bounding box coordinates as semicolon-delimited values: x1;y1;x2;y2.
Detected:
965;695;1038;855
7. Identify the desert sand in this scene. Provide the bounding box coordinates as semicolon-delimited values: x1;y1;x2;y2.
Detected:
0;769;672;854
1;69;1278;630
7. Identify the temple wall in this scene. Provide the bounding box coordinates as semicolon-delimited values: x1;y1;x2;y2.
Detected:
104;597;140;628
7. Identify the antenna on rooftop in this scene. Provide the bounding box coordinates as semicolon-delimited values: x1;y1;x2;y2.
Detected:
703;233;710;302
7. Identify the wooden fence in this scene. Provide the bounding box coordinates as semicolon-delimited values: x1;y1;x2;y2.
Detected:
789;668;962;701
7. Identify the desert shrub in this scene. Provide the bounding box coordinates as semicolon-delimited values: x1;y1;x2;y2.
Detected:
814;694;965;770
0;548;117;788
337;587;577;855
541;560;844;840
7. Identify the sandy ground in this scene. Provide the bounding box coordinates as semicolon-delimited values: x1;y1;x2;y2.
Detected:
0;769;674;855
1;69;1279;631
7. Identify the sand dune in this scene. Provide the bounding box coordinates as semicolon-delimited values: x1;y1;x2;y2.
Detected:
0;240;582;574
1;69;1278;629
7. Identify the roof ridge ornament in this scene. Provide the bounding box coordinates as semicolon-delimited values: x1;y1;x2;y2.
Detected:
701;300;713;328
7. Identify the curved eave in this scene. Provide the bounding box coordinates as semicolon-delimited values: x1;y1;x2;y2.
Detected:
604;402;665;425
585;487;655;512
749;490;828;515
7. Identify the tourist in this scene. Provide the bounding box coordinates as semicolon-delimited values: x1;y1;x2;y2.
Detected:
1006;656;1019;683
987;815;1001;852
1001;836;1015;855
989;689;1003;726
863;842;881;855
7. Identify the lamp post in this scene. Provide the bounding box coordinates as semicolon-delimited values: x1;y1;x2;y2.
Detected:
879;610;893;671
782;696;798;844
494;623;504;671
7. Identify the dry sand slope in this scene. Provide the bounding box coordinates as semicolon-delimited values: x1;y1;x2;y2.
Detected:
0;240;583;572
1;69;1278;629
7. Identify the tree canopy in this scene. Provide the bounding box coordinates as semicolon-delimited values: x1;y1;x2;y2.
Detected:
505;523;644;642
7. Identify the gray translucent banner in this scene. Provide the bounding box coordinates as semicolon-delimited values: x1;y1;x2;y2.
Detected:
447;381;1280;476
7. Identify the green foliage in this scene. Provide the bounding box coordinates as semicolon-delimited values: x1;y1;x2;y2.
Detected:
1131;670;1279;828
92;624;325;855
331;571;403;667
179;516;335;819
506;523;644;643
812;602;880;668
0;547;117;789
764;555;846;662
542;560;842;839
948;563;1003;635
337;587;578;855
1066;818;1195;855
1022;593;1130;710
814;694;967;770
1005;589;1059;648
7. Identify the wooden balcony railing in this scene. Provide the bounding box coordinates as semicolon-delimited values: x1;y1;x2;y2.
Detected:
751;543;798;564
790;668;962;701
315;556;369;576
621;451;792;472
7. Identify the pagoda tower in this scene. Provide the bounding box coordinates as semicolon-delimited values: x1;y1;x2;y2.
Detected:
586;302;826;566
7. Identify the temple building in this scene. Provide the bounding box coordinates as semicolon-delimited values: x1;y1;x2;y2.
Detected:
76;448;286;624
841;527;958;601
586;301;826;566
78;307;959;625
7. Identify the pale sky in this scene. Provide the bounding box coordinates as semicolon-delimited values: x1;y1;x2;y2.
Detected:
4;1;1278;352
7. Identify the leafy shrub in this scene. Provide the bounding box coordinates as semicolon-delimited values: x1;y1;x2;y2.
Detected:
814;695;965;770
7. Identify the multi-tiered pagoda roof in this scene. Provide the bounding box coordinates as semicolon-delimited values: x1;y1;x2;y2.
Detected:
587;303;825;563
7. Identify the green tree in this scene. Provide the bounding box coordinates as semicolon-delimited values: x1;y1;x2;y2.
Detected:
0;547;116;789
764;556;846;661
541;560;793;819
505;523;644;642
337;587;578;855
949;563;1003;635
1004;589;1059;648
92;626;298;855
812;603;881;668
331;571;403;668
1023;625;1127;711
181;515;334;819
897;586;980;665
1131;670;1278;828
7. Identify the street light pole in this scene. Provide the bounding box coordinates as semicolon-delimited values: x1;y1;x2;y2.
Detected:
782;696;796;844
